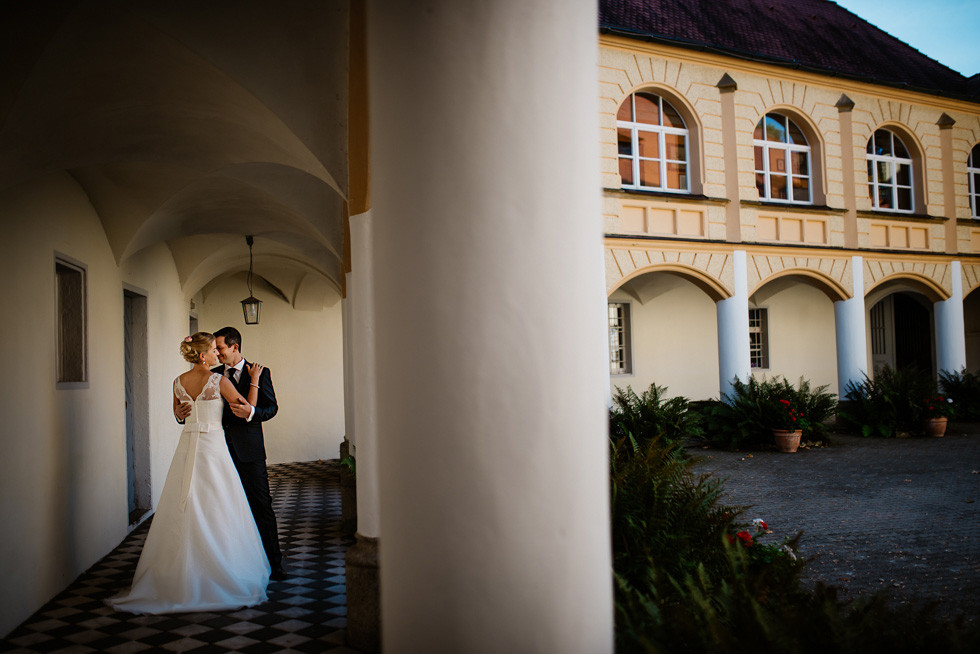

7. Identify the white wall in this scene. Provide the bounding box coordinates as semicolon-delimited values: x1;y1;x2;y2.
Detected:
753;283;839;395
0;173;185;635
196;276;345;464
610;277;720;401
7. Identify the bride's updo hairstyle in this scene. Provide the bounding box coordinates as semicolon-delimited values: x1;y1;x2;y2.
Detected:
179;332;215;364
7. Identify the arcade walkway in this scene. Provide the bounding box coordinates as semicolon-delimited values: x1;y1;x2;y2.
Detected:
1;461;361;653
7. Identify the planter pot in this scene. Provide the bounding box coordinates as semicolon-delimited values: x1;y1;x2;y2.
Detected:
923;417;948;438
772;429;802;453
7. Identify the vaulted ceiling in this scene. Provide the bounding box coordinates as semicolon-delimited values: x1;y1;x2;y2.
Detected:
0;0;349;306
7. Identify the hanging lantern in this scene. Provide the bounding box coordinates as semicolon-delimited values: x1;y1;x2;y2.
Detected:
241;235;262;325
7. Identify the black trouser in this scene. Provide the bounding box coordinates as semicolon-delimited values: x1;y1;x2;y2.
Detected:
232;456;283;570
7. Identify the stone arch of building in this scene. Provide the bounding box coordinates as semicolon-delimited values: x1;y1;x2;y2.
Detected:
862;121;929;214
865;272;949;305
611;263;730;302
962;262;980;297
616;82;706;194
756;104;828;204
750;267;849;302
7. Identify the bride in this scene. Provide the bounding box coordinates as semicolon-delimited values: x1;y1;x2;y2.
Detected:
108;332;270;613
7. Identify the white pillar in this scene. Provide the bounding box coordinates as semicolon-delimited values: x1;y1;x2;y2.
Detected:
935;260;967;375
834;255;868;397
349;210;380;539
342;282;355;452
717;250;750;400
368;1;613;651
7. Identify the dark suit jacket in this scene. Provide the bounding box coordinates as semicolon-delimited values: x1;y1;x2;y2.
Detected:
212;361;278;463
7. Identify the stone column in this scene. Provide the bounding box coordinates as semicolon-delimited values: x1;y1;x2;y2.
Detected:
834;256;868;397
340;286;356;531
345;209;381;652
716;250;750;400
935;260;967;375
367;1;613;651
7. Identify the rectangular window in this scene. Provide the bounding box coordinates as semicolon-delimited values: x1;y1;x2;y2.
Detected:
56;257;87;384
870;302;886;356
749;308;769;369
608;302;632;375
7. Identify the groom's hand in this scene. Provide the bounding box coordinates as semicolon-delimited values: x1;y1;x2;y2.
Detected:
229;398;252;419
175;402;192;422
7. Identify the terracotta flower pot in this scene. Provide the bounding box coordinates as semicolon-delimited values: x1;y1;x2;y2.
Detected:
923;416;948;438
771;429;802;453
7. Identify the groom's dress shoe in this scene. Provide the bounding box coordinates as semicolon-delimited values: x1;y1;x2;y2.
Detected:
270;565;288;581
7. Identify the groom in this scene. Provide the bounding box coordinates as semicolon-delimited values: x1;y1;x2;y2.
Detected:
212;326;286;580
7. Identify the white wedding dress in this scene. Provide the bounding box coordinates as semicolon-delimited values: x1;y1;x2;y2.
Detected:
108;373;270;614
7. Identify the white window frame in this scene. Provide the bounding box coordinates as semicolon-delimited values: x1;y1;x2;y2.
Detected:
608;302;633;375
753;113;812;204
969;144;980;219
617;93;690;194
748;307;769;370
867;129;914;213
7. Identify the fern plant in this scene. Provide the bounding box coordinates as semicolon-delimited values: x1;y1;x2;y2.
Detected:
839;366;935;437
939;369;980;421
702;376;837;450
609;383;703;447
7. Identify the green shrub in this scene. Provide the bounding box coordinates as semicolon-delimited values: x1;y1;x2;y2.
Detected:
939;369;980;421
609;383;703;447
839;366;936;437
701;376;837;450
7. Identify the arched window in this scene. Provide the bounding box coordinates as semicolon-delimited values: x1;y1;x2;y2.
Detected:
969;144;980;219
867;129;913;212
753;113;811;204
617;92;689;193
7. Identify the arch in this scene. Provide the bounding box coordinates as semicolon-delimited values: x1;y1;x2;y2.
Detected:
866;272;949;304
611;263;730;302
616;83;705;194
754;105;827;205
751;268;850;302
865;122;928;214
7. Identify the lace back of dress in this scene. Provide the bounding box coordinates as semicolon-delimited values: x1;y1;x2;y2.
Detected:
200;373;223;401
173;373;223;403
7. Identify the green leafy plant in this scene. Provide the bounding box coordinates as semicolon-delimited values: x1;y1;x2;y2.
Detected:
701;376;836;450
839;366;936;437
609;383;703;447
939;369;980;421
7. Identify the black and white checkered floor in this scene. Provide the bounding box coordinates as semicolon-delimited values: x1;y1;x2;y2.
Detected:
1;460;362;653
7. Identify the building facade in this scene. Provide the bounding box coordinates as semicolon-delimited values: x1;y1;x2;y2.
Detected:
600;1;980;402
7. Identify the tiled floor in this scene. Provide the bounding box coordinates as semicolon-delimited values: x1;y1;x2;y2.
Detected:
1;460;362;653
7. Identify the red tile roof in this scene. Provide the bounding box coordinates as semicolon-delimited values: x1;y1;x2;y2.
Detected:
600;0;976;102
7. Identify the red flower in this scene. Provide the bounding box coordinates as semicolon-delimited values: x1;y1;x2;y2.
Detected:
736;531;753;546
